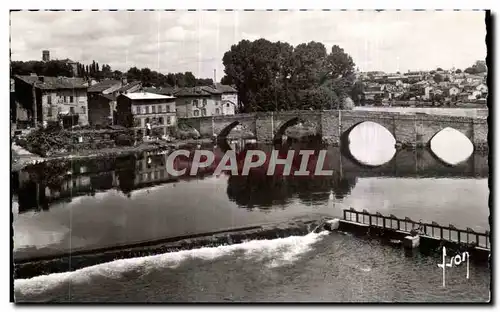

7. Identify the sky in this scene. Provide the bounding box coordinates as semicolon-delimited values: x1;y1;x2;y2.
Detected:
10;10;487;80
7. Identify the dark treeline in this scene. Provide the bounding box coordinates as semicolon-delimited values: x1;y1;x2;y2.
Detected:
220;39;362;112
10;60;214;88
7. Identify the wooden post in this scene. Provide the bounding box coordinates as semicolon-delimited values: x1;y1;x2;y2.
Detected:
397;220;400;230
440;228;444;240
457;231;461;244
476;234;480;247
382;217;386;229
369;215;372;226
356;212;359;223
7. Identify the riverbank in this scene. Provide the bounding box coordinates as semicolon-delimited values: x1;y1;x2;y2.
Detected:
11;138;214;172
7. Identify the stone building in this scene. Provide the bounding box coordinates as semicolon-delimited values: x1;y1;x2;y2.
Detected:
13;74;89;127
116;92;177;138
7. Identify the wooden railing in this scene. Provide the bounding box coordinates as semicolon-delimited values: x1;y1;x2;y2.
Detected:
343;208;490;250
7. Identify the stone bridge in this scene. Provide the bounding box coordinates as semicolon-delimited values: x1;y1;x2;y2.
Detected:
178;110;488;147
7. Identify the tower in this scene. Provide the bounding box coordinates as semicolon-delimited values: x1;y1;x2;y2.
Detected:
42;50;50;62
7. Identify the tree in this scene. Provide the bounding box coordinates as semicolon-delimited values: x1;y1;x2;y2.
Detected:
433;73;443;83
222;39;356;112
436;67;443;71
351;81;365;105
326;45;355;80
473;60;487;73
455;69;462;74
127;67;141;81
184;72;197;87
113;70;123;80
464;67;475;74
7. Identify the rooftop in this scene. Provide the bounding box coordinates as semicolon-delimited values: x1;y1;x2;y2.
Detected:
15;75;88;90
214;83;237;93
143;86;176;95
122;92;176;100
117;81;142;93
88;80;121;93
174;86;214;97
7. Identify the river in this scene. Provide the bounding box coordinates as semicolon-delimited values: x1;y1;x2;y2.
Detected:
12;123;490;302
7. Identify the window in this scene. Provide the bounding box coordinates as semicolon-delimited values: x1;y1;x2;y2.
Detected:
145;106;150;114
81;106;86;114
201;108;207;116
193;100;199;107
70;107;75;114
65;96;68;103
227;103;230;108
47;96;52;104
166;105;170;113
152;105;156;114
215;108;220;115
193;110;199;117
167;117;171;125
47;107;52;117
70;96;74;103
145;117;150;124
203;99;207;106
159;117;164;125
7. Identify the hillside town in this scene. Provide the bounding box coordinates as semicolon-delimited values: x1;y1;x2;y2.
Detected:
356;62;488;106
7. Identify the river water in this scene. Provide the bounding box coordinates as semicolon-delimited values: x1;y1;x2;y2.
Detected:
12;124;490;302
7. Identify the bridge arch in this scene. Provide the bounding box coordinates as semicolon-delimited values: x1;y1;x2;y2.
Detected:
340;121;395;147
217;121;240;139
340;121;397;168
427;127;474;166
273;117;303;143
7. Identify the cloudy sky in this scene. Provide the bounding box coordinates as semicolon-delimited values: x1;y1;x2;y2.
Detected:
10;10;487;79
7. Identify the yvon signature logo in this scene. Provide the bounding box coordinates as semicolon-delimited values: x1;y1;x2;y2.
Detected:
437;246;469;287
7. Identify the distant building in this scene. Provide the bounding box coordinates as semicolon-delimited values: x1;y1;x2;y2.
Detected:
42;50;50;62
174;84;237;118
14;75;89;126
116;92;177;138
447;86;461;97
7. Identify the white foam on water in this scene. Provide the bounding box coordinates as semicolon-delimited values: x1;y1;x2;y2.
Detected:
14;231;330;299
429;127;474;165
348;122;396;167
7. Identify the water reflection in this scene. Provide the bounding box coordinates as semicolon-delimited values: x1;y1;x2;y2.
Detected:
12;141;488;215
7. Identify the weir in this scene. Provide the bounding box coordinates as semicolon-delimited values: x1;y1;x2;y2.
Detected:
13;217;329;280
336;208;491;261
